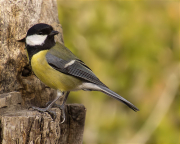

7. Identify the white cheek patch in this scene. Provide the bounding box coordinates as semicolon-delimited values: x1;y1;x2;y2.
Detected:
26;34;47;46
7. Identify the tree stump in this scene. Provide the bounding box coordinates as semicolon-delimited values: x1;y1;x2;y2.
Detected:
0;0;86;143
0;93;86;144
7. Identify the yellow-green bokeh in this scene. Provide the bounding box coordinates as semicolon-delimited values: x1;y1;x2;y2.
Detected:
57;1;180;144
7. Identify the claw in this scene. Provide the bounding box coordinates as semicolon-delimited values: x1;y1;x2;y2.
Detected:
61;116;65;124
31;91;70;123
46;91;70;123
47;110;57;120
31;104;66;123
59;104;66;123
48;103;66;123
31;106;48;112
29;91;68;121
31;106;57;120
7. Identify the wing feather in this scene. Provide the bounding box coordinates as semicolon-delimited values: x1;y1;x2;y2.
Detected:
46;49;107;87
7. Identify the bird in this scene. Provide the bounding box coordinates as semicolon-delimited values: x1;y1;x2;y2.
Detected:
19;23;139;122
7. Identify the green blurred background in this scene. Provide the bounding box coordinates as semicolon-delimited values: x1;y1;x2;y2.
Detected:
57;1;180;144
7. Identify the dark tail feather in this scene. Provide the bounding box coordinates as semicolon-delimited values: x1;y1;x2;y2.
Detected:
99;86;139;112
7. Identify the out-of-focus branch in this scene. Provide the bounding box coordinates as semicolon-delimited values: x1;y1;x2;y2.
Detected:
128;64;180;144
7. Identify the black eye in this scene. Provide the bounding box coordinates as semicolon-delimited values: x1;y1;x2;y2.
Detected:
38;32;43;35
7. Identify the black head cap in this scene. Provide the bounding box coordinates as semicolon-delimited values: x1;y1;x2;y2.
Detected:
18;23;59;43
27;23;54;36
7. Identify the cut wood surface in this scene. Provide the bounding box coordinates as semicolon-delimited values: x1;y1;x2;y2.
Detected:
0;103;86;144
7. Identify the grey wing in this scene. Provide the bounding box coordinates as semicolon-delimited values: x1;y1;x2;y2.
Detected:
46;53;107;87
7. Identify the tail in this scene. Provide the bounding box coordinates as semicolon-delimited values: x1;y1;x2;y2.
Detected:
98;85;139;112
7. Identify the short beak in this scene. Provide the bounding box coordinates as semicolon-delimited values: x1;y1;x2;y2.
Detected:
49;30;59;36
17;37;26;42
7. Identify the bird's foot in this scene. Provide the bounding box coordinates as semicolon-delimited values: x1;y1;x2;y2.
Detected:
31;106;57;120
45;102;66;123
58;104;66;123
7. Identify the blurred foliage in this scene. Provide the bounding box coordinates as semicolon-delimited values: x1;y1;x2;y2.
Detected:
57;1;179;144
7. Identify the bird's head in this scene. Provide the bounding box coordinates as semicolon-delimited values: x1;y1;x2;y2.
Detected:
24;23;59;47
18;23;59;47
18;23;59;61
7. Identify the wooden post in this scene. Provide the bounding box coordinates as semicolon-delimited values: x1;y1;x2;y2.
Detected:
0;0;86;143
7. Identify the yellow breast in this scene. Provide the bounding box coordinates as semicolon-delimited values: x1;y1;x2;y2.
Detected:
31;50;82;91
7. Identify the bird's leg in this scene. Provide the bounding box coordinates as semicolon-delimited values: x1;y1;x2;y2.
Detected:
49;91;70;123
59;91;70;123
31;90;64;119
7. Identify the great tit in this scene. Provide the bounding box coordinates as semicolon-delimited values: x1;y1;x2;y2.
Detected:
20;23;139;122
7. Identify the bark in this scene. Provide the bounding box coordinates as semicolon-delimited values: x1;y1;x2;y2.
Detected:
0;0;86;143
0;0;64;107
0;94;86;144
